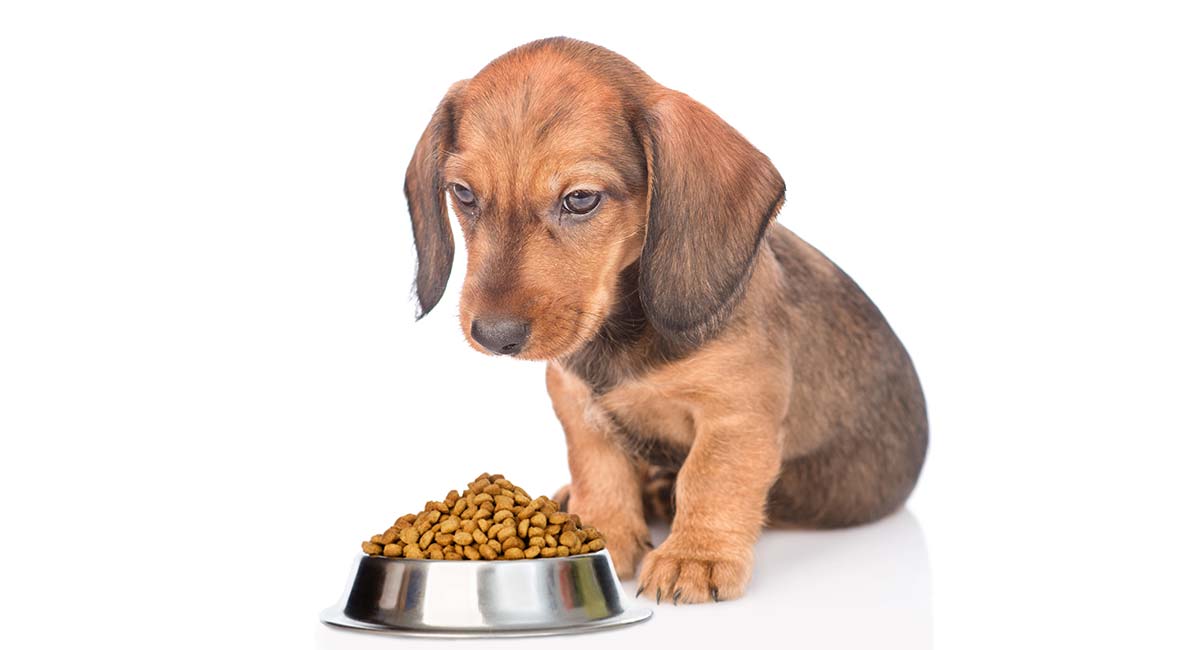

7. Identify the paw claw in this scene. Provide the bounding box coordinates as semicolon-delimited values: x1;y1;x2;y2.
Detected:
637;535;752;605
635;585;645;598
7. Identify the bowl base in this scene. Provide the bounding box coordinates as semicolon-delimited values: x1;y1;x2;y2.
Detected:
319;605;652;638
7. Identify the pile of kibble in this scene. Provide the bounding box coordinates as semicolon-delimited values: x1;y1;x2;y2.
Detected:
361;473;606;560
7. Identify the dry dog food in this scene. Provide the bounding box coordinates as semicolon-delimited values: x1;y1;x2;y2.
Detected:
361;473;606;560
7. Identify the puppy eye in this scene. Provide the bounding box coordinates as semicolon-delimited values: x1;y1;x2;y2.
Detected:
450;183;476;206
562;190;601;216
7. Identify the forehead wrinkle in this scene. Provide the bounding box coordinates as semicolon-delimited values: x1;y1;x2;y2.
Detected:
442;154;468;183
548;161;625;193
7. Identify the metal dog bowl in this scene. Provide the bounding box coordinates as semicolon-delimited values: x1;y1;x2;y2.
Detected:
320;549;652;637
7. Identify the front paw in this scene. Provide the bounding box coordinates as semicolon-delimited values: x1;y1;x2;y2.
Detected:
602;525;653;579
557;484;650;579
637;531;753;604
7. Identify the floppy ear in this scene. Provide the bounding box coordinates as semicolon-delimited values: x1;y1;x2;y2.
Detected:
405;81;467;318
638;90;786;344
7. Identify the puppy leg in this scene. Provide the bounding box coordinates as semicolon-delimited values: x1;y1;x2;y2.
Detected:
546;362;651;578
638;414;781;603
556;462;676;523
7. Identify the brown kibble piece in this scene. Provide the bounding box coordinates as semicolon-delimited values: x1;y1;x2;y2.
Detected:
504;548;524;560
404;544;423;559
463;545;481;560
362;541;382;555
382;543;403;557
587;539;606;552
501;536;524;552
479;544;498;560
453;531;473;546
493;509;514;523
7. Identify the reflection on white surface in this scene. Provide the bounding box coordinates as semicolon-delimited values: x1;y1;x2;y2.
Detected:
315;509;930;649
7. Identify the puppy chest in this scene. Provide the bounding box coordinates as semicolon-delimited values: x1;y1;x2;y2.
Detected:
596;393;695;470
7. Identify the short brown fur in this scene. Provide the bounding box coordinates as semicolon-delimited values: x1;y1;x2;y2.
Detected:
405;38;927;603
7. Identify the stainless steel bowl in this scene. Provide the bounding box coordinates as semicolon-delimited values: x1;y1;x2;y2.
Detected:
320;549;652;638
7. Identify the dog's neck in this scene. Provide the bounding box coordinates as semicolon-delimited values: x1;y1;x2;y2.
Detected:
560;263;690;394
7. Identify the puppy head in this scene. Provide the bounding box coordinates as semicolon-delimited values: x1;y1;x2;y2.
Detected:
405;38;784;359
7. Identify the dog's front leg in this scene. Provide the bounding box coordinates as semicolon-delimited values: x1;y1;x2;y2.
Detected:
638;412;782;603
546;362;652;578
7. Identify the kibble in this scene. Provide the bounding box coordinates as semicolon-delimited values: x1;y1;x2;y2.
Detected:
361;473;605;561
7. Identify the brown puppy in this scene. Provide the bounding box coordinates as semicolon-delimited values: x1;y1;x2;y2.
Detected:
405;38;927;603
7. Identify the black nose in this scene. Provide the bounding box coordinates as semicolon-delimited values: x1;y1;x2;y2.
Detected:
470;317;531;355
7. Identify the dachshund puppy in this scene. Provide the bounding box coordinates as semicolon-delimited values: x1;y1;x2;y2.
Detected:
405;38;927;603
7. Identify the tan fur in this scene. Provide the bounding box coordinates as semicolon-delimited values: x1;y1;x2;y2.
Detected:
405;38;928;604
545;363;651;577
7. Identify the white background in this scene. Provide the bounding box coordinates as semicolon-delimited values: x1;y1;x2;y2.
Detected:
2;1;1197;648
